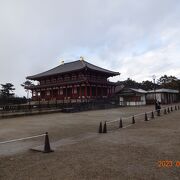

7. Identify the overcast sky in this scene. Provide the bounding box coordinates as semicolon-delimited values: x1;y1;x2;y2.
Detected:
0;0;180;96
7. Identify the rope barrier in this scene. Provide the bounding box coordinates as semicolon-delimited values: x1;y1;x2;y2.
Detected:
0;134;46;145
106;118;120;124
106;105;173;124
122;124;133;129
100;104;179;133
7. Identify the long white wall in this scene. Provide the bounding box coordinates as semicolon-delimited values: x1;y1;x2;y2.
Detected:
119;95;146;106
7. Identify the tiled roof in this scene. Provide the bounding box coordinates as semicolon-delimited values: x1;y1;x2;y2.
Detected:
27;60;120;80
130;88;147;94
147;88;179;93
115;87;147;94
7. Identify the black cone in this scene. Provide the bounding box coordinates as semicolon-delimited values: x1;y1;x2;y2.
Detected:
151;111;154;119
44;132;53;153
168;107;170;113
145;113;148;121
119;118;123;128
103;122;107;133
99;122;102;133
132;116;135;124
164;108;167;114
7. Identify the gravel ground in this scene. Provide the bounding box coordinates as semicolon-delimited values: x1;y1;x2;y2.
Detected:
0;105;180;180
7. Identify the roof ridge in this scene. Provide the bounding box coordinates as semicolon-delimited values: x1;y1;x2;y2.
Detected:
83;60;119;73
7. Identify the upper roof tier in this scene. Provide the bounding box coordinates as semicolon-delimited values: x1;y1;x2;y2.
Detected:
27;60;120;80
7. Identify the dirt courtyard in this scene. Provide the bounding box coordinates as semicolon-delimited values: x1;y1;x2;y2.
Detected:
0;105;180;180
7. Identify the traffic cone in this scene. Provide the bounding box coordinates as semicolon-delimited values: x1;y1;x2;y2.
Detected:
132;116;135;124
167;107;170;113
119;118;123;128
44;132;54;153
145;113;148;121
164;108;167;114
103;122;107;133
151;111;154;119
99;122;102;133
157;109;160;116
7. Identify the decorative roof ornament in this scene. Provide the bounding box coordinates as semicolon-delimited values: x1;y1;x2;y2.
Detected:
80;56;84;61
61;60;64;65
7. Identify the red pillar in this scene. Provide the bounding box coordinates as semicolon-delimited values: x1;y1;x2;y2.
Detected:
90;85;92;98
51;88;53;99
66;86;67;99
85;85;87;98
72;85;74;99
79;85;82;99
58;87;60;100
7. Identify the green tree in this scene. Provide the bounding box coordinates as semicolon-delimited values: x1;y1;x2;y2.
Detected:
122;78;141;88
157;75;180;100
157;75;179;89
157;75;178;85
141;80;155;90
0;83;15;98
21;80;33;99
117;78;160;90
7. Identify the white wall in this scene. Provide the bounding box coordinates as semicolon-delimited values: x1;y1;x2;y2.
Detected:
146;93;161;102
119;95;146;106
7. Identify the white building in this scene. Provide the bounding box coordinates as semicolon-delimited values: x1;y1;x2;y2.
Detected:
117;88;147;106
146;89;179;104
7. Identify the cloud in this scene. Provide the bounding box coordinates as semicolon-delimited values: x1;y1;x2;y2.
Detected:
0;0;180;96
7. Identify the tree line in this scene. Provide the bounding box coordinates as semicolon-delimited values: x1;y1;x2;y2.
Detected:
0;75;180;105
0;80;33;105
118;75;180;91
